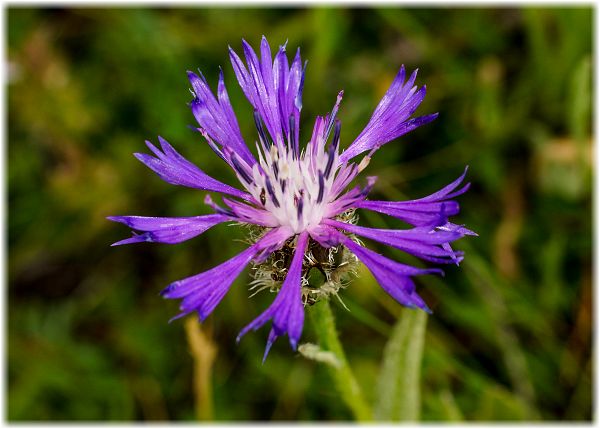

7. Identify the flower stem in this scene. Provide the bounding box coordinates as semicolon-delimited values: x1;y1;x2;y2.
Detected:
309;299;372;421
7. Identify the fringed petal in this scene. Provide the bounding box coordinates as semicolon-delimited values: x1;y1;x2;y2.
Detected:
356;167;471;227
135;136;251;200
221;198;279;227
229;36;305;148
188;70;256;166
161;227;294;322
325;176;377;218
308;225;441;312
237;231;309;361
340;66;437;162
325;219;465;265
338;230;441;312
108;214;229;246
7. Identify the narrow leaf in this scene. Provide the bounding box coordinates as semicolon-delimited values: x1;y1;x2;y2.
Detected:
374;307;427;421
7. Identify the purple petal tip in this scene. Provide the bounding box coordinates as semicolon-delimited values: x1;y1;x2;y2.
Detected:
160;283;178;297
289;338;298;351
422;304;433;314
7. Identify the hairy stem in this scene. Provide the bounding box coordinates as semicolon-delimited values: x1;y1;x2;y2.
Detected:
309;299;372;421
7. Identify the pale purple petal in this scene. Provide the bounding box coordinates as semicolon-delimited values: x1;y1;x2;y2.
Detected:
136;137;251;200
108;214;229;246
221;198;279;227
325;176;377;218
237;231;309;360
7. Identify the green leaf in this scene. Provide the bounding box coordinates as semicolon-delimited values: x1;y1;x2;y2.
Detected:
374;307;427;421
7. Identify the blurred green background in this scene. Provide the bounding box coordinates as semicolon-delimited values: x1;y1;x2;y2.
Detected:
7;7;592;421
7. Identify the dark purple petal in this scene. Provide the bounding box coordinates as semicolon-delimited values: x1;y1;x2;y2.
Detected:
135;137;251;200
162;226;294;322
242;38;282;142
437;223;477;265
237;231;309;361
340;66;437;162
108;214;229;246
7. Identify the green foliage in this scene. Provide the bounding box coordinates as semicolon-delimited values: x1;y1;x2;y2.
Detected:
8;6;592;421
374;308;427;421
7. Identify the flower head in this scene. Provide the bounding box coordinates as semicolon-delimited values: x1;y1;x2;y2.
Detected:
109;36;474;360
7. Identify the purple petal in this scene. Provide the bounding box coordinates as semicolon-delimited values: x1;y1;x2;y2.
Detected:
221;198;279;227
187;70;256;166
273;43;290;132
237;231;309;358
437;221;478;237
325;176;377;218
259;328;278;363
402;166;470;203
108;214;229;245
309;225;439;311
325;219;464;265
307;224;344;248
339;232;440;312
229;38;304;150
340;66;437;162
136;137;251;200
162;226;294;321
356;167;471;227
242;38;282;143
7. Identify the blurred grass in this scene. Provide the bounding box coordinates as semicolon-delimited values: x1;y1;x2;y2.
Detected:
7;7;592;421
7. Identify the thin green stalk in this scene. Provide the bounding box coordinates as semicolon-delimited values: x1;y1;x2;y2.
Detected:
309;299;372;421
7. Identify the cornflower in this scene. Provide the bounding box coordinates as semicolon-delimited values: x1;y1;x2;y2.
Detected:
109;37;475;360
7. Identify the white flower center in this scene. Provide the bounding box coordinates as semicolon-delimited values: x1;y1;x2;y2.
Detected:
246;135;338;233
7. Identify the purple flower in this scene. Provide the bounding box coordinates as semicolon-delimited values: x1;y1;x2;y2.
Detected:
109;36;474;359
